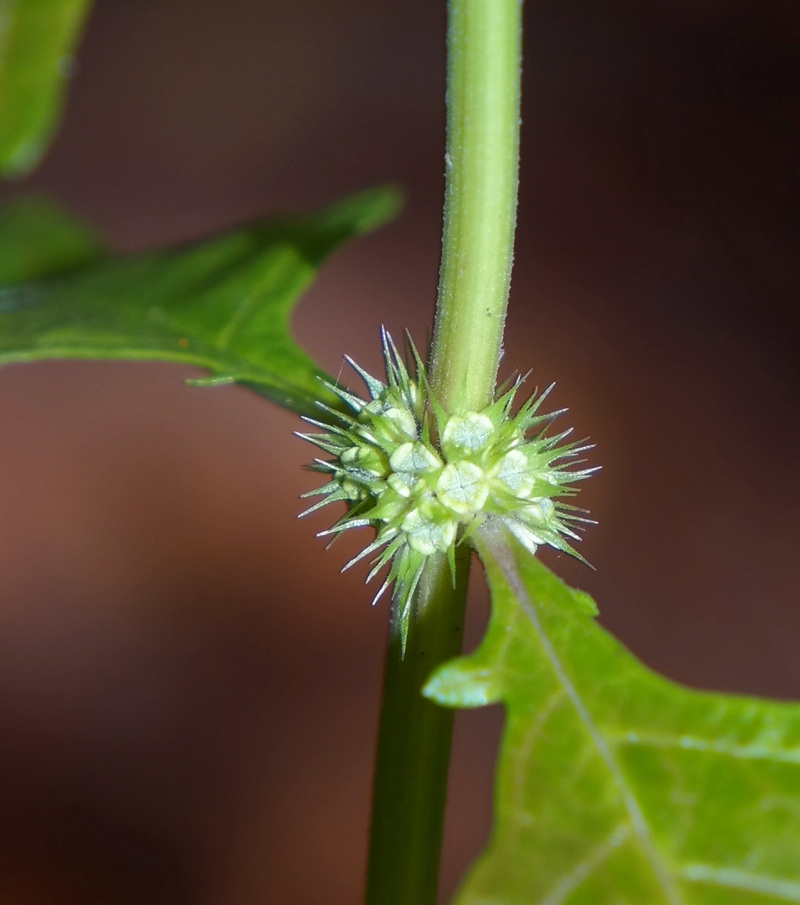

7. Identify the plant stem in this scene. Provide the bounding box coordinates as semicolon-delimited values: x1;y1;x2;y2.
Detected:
366;0;521;902
366;548;470;905
430;0;522;414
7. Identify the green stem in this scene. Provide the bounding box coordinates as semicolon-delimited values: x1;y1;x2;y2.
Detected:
365;1;522;902
430;0;522;414
366;549;470;905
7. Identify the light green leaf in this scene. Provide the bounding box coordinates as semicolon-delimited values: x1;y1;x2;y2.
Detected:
426;523;800;905
0;187;401;417
0;195;105;281
0;0;93;177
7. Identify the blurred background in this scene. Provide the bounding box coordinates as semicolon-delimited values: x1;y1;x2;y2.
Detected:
0;0;798;901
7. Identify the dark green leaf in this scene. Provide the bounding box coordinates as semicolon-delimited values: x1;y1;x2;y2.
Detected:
426;525;800;904
0;187;402;417
0;195;105;281
0;0;93;177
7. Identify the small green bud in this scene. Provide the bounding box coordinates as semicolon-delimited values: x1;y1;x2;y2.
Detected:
402;504;457;556
436;461;488;514
493;449;533;496
441;412;494;454
389;441;442;475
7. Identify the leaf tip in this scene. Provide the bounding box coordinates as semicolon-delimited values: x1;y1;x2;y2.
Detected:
423;659;500;709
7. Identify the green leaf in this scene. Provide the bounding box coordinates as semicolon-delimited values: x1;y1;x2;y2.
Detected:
0;187;401;417
0;0;93;177
426;524;800;905
0;195;105;281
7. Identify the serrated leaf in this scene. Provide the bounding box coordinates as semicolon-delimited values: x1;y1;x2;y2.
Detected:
0;0;93;177
426;522;800;905
0;195;105;281
0;187;401;417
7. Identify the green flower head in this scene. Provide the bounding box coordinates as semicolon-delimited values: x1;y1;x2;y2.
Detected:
298;329;595;650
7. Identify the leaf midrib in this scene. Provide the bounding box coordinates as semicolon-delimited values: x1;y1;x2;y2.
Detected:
481;527;684;905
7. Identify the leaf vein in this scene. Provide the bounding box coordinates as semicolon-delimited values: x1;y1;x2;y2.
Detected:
615;731;800;764
680;864;800;901
480;525;684;905
540;824;630;905
512;689;566;807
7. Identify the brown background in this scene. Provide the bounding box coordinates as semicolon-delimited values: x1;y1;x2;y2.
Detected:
0;0;798;902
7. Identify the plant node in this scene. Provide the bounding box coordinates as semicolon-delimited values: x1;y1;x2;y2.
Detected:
298;329;596;649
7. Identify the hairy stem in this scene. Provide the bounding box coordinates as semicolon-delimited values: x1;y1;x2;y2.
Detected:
430;0;522;414
365;0;522;902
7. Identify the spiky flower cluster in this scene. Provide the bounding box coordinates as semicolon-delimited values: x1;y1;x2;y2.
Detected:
298;330;594;648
